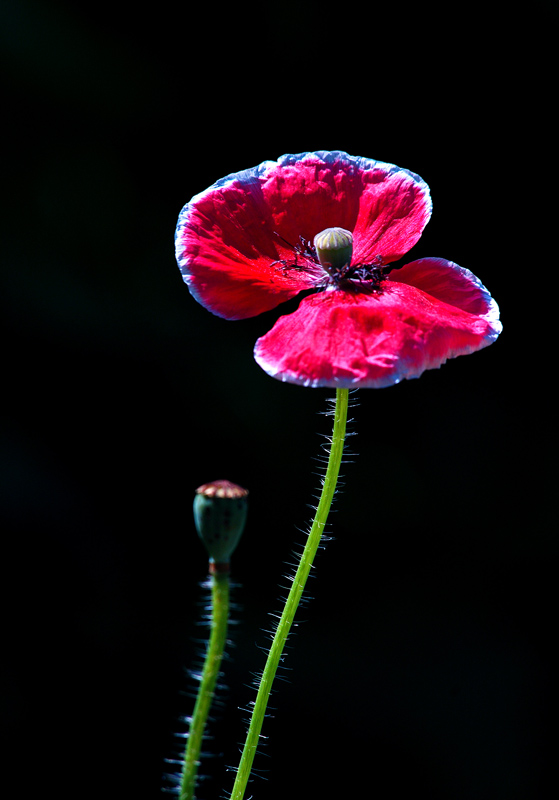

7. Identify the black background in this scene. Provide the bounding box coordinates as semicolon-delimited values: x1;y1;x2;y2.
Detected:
1;1;555;798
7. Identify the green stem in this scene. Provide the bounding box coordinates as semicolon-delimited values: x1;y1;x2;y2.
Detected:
180;567;230;800
230;387;349;800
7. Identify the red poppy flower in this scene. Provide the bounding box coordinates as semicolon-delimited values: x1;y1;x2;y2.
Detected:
175;151;501;388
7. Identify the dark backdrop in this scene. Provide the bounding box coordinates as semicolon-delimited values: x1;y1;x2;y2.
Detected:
1;1;554;798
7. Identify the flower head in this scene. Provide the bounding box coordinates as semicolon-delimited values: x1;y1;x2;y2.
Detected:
175;151;501;388
193;480;248;566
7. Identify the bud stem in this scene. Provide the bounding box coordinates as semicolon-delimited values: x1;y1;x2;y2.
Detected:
180;569;230;800
230;387;349;800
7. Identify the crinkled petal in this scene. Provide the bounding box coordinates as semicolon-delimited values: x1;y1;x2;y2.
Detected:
259;152;432;265
175;151;432;319
254;272;501;388
390;257;501;325
175;162;320;320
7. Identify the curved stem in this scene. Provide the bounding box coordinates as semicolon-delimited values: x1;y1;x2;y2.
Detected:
180;567;230;800
230;387;349;800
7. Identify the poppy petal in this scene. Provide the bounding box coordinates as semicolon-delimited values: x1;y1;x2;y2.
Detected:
175;152;432;319
255;152;432;266
175;163;321;320
254;275;501;388
389;257;501;324
346;159;432;266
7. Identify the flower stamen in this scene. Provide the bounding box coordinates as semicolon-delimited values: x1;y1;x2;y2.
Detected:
270;232;320;273
338;255;386;287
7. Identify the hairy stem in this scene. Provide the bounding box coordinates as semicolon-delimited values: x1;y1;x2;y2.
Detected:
180;568;230;800
230;387;349;800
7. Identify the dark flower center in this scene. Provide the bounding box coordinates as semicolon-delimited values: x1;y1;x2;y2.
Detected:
327;256;386;288
314;227;385;289
271;228;388;289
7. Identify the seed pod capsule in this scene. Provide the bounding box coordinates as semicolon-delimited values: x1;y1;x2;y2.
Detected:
193;480;248;568
313;227;354;275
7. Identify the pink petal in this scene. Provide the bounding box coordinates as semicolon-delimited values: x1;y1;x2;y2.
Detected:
254;274;501;388
389;257;501;320
257;152;431;266
175;168;320;320
175;152;432;319
348;162;432;266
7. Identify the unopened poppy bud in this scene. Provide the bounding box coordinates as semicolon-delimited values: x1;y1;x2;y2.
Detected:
193;480;248;567
313;227;354;274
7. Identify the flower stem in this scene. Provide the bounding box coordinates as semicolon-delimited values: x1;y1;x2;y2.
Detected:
230;387;349;800
180;566;230;800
